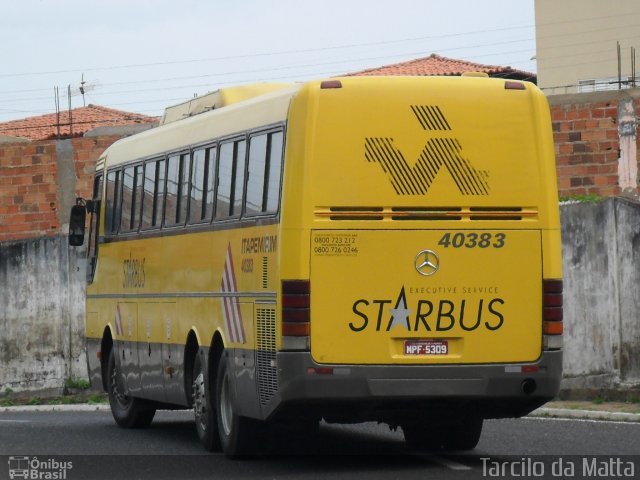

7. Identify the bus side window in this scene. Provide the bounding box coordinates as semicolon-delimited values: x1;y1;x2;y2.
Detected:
165;153;189;227
178;153;190;225
245;131;283;216
204;146;217;220
231;140;246;217
141;160;157;230
86;173;102;283
153;159;166;227
132;165;143;231
188;147;216;223
189;149;207;224
164;155;180;226
246;134;268;216
265;131;284;213
216;142;234;219
120;165;143;233
120;166;134;232
105;169;121;235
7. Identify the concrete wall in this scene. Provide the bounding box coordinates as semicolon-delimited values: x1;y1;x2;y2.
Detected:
1;199;639;394
561;197;640;391
0;236;86;392
0;127;148;393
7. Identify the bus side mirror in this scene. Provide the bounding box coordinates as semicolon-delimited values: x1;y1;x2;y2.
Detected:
69;203;87;247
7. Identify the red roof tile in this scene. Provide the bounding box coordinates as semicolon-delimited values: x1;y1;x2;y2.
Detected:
348;53;535;81
0;105;159;141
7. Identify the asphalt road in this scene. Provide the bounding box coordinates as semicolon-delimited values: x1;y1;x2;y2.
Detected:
1;409;639;480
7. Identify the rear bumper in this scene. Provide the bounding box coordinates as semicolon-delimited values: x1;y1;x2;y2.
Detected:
265;350;562;421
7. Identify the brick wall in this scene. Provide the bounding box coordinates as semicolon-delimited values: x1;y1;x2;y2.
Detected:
1;95;639;243
0;136;122;243
548;89;640;198
0;142;60;242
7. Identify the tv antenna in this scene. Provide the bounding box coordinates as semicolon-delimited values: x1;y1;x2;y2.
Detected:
69;73;99;106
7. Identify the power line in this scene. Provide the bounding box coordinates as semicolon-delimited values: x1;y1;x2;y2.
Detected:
0;23;535;79
1;10;639;121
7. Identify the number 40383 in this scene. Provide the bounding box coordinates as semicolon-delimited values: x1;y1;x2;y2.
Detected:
437;232;506;249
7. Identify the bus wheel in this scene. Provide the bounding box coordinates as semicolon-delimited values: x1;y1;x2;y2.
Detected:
441;414;483;451
107;349;155;428
192;354;220;451
215;352;264;457
402;414;483;451
401;421;443;450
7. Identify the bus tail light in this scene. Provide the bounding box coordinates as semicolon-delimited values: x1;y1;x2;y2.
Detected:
282;280;310;351
543;279;563;350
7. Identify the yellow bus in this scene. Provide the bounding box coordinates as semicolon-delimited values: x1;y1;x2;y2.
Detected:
69;75;563;456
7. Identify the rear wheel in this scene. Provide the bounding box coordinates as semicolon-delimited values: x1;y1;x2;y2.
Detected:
442;415;483;451
193;353;220;451
215;352;264;457
107;348;155;428
402;414;483;451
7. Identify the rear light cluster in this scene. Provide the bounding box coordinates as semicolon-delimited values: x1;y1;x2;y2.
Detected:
543;279;563;350
281;280;310;351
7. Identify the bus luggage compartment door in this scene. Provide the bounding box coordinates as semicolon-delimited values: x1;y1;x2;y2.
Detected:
309;229;542;365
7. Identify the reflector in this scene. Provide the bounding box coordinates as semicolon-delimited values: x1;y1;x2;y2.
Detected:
320;80;342;89
505;81;526;90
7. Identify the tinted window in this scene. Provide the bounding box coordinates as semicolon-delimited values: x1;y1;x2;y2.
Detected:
246;134;268;216
216;139;246;219
153;159;166;227
178;153;190;224
189;147;217;224
204;146;217;220
87;173;103;261
141;160;157;229
164;155;182;226
232;140;246;216
121;165;143;232
105;170;121;234
265;131;284;213
216;143;234;219
189;149;206;224
245;131;283;216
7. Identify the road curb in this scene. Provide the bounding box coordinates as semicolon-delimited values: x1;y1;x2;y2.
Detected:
529;407;640;422
2;404;639;423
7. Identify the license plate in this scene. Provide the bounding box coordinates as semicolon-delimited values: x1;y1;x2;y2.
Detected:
404;340;449;355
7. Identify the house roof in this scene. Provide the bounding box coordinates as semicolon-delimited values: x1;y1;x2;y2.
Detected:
0;105;159;141
348;53;535;82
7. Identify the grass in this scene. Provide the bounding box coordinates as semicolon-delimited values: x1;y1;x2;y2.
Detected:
559;193;603;204
64;377;91;390
0;391;107;407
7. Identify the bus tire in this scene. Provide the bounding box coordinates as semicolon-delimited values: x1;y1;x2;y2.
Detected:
442;414;483;451
192;353;220;451
402;414;483;451
107;349;155;428
215;352;264;458
401;421;443;451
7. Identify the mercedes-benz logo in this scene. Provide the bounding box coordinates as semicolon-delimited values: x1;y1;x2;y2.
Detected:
414;250;439;276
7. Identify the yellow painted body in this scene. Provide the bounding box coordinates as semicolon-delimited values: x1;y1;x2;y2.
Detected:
86;226;278;350
86;76;561;383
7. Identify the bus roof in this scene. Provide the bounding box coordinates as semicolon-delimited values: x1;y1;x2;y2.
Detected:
100;83;302;169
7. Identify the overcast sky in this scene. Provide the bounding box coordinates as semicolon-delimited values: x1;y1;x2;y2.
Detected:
0;0;536;122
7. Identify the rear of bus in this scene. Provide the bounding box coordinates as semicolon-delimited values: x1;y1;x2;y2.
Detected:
274;76;562;448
